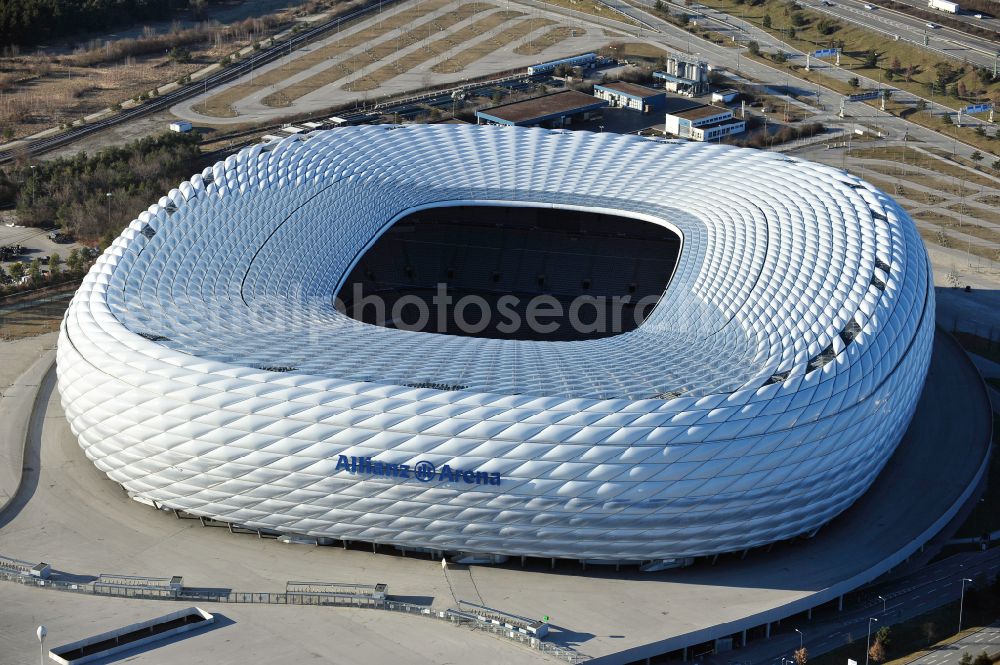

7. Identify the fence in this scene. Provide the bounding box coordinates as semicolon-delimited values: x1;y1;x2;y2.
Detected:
0;568;586;663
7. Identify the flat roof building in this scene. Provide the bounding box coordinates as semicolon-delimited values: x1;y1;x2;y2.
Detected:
711;89;739;104
664;104;746;142
475;90;607;128
593;81;666;113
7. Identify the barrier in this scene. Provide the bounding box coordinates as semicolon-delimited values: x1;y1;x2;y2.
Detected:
0;566;586;663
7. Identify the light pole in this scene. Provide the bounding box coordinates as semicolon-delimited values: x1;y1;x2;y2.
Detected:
795;628;804;650
36;625;47;665
865;617;878;665
959;578;973;632
106;192;112;228
878;595;886;615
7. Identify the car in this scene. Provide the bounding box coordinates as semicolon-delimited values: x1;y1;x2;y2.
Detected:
864;4;874;9
822;1;834;6
926;21;939;27
974;13;983;18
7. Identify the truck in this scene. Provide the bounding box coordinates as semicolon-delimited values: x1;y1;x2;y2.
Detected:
927;0;958;13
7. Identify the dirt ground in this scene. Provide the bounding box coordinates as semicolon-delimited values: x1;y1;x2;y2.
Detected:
0;292;73;341
0;1;336;142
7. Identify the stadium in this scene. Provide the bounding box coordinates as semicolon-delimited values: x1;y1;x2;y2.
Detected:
56;125;934;565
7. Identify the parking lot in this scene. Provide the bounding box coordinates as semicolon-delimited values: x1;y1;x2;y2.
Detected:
0;220;86;285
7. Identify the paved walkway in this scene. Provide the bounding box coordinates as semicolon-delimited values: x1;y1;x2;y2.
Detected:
0;333;56;513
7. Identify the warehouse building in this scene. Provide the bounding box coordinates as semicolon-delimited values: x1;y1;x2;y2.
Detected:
475;90;607;127
593;81;666;113
664;105;746;141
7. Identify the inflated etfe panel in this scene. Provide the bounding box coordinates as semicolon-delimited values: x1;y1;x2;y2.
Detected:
57;126;933;560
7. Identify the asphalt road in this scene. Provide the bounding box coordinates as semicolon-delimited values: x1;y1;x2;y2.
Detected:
884;0;1000;35
614;0;998;162
705;550;1000;665
807;0;1000;70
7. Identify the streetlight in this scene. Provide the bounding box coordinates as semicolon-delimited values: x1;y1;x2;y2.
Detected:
29;164;36;208
865;617;878;665
878;595;886;614
36;625;47;665
795;628;804;650
106;192;112;228
959;578;973;632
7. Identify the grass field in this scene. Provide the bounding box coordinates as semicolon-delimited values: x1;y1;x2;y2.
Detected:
948;203;1000;227
340;9;526;90
539;0;639;26
913;214;1000;264
513;26;577;56
195;0;456;115
431;16;554;74
339;5;510;92
838;146;1000;265
848;146;1000;189
0;294;72;341
0;5;309;139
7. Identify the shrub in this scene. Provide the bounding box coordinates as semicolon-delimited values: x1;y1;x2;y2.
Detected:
168;46;192;63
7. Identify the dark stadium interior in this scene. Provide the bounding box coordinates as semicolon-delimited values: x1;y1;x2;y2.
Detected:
336;206;681;341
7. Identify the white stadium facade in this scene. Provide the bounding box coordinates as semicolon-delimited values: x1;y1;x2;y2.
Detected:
57;125;934;565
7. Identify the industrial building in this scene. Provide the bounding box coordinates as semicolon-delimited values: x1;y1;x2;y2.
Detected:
475;90;607;127
593;81;666;113
58;125;932;565
664;104;746;141
654;53;711;97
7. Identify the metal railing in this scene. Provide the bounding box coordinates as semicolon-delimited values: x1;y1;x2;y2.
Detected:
0;568;586;662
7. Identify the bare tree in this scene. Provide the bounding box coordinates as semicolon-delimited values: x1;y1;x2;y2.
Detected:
795;647;809;665
869;637;887;664
922;622;937;646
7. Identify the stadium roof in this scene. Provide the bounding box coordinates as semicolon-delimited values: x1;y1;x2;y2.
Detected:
71;125;925;402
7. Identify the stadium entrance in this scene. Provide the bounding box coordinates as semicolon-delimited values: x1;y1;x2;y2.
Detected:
336;205;681;341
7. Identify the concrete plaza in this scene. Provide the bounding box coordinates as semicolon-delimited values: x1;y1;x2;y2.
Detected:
0;327;990;664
